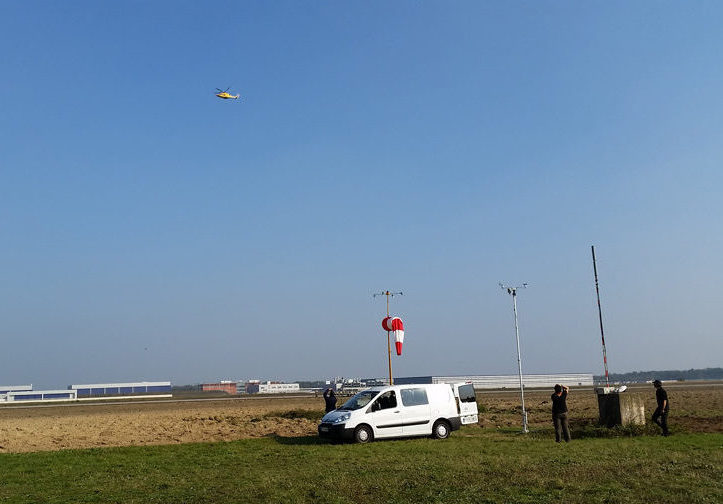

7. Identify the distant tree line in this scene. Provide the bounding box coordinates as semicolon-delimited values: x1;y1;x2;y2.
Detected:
595;367;723;383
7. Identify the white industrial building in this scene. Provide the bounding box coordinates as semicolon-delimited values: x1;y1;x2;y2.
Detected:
246;381;300;394
0;385;32;394
395;373;594;389
69;381;171;397
1;385;78;403
1;381;173;404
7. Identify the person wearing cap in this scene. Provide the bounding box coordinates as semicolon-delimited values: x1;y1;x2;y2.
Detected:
551;384;571;442
652;380;670;436
323;388;337;413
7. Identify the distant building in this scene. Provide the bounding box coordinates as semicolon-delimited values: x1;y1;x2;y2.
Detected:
244;380;260;394
0;385;32;394
362;378;387;387
201;382;237;395
395;374;594;389
69;381;172;397
246;381;300;394
1;387;77;403
1;382;173;403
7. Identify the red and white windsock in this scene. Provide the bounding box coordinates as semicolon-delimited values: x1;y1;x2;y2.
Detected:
382;316;405;355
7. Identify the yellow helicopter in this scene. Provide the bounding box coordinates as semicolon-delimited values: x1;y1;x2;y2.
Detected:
215;87;240;100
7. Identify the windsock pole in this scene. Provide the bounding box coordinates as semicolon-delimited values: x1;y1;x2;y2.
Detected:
374;290;402;385
386;298;393;386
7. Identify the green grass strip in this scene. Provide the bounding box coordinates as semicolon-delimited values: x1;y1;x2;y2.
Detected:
0;429;721;504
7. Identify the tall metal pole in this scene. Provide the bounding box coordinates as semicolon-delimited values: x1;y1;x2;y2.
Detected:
500;283;529;433
386;294;392;386
591;245;610;389
512;290;528;433
373;290;402;386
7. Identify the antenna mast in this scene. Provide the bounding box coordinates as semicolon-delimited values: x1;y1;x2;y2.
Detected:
499;282;529;433
591;245;611;390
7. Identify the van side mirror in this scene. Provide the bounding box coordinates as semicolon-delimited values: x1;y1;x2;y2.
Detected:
371;402;379;412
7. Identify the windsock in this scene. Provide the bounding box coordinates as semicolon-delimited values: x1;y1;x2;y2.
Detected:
382;316;405;355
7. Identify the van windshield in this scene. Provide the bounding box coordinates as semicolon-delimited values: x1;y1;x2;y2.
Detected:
338;390;378;410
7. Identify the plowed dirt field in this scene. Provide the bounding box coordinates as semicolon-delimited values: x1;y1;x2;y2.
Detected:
1;383;720;453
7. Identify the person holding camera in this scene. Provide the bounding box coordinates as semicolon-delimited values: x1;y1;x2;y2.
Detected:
323;388;337;413
551;384;571;442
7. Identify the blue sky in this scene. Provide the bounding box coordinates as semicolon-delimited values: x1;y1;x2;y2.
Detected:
1;2;722;389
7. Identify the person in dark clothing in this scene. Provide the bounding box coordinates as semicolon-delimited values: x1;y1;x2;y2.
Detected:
652;380;670;436
551;384;571;442
323;388;337;413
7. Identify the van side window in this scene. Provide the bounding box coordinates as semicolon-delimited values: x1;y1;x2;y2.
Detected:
371;391;397;411
400;388;429;407
458;384;476;402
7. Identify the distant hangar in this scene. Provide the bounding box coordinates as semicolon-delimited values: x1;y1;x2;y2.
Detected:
1;381;172;404
69;381;171;397
0;385;77;403
395;373;594;389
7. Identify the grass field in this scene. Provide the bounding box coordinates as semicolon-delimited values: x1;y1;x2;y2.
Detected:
1;384;721;503
0;428;721;504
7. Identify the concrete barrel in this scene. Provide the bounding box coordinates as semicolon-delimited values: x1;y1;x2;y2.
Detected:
596;389;645;427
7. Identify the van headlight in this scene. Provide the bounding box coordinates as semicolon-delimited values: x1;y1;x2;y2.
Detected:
332;413;350;423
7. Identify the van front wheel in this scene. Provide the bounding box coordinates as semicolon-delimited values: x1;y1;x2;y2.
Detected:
354;425;373;444
432;420;450;439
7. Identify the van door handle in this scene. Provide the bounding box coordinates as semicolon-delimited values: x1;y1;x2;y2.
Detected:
394;410;400;413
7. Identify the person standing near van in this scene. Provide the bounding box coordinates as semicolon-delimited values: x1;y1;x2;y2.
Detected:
652;380;670;436
323;388;337;413
551;384;570;442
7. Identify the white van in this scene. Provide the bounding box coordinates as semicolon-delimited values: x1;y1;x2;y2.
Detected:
318;383;478;443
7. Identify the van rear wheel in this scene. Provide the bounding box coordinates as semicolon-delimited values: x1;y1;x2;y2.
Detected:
354;425;373;444
432;420;450;439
